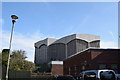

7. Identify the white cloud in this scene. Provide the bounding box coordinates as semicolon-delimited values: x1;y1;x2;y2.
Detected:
100;40;118;49
1;30;45;62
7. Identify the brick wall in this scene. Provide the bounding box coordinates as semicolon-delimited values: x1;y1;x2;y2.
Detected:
51;64;63;75
63;49;120;76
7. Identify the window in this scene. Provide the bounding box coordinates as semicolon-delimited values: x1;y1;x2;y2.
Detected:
70;67;74;71
111;64;117;69
69;67;71;71
99;64;106;69
74;65;77;71
111;64;118;73
69;67;71;75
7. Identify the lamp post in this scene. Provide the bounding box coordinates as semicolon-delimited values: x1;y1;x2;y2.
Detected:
6;15;18;80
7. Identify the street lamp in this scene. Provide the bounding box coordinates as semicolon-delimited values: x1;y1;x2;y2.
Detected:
6;15;18;80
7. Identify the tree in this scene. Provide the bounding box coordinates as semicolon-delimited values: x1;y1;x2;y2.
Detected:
1;49;9;67
23;60;35;71
10;50;35;71
1;49;9;79
33;63;50;73
2;49;35;71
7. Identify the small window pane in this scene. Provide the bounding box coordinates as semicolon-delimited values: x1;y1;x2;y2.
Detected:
111;64;117;69
99;64;106;69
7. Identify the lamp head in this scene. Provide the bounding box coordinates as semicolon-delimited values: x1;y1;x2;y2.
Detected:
11;15;18;19
11;15;18;24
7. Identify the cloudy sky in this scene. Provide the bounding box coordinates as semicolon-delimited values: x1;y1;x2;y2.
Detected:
1;2;118;62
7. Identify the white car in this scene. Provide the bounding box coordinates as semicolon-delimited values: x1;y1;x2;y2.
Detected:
79;69;117;80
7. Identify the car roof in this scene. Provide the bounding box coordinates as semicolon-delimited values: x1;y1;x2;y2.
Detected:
80;69;115;73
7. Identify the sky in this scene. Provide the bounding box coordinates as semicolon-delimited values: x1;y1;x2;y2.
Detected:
1;2;118;62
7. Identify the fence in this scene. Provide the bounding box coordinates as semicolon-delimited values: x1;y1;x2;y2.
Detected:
9;70;31;78
8;70;52;80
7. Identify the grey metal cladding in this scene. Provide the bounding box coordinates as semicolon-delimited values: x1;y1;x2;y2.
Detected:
52;34;100;44
35;38;57;48
76;39;88;53
90;40;100;48
67;39;76;57
34;34;100;64
48;43;66;61
35;44;47;65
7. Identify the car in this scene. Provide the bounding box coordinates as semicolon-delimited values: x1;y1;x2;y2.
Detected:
79;69;117;80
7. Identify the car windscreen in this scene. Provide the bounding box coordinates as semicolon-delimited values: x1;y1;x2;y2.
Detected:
100;71;116;80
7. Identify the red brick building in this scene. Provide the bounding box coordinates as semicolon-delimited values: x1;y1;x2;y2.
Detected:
49;61;63;75
63;48;120;76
